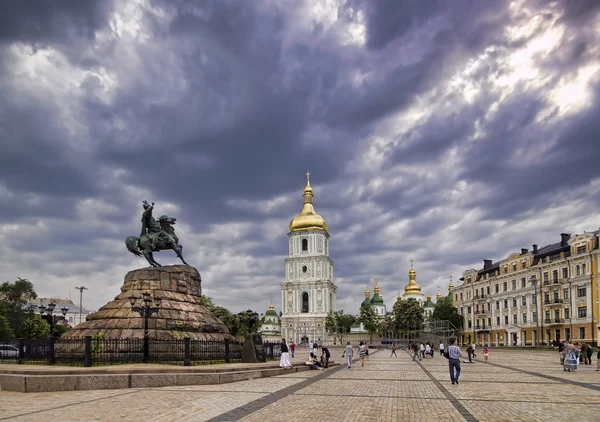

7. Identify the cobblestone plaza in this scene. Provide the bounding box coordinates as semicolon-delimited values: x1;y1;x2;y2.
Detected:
1;348;598;421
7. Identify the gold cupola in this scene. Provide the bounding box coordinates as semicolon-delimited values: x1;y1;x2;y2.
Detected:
404;259;422;295
289;171;329;233
436;285;441;301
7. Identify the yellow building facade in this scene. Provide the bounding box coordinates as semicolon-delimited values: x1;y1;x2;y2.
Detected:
453;230;599;347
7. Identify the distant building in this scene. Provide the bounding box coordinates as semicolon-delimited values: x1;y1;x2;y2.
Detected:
452;230;600;347
260;303;281;337
28;298;94;327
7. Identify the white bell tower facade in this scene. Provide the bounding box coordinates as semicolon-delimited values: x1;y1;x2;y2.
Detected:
280;172;336;345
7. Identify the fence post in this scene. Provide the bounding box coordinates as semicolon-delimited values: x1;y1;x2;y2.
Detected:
48;337;56;365
225;339;230;363
84;336;92;367
184;338;191;366
18;338;24;364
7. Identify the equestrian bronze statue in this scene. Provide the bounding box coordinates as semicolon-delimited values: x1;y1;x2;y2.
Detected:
125;200;190;267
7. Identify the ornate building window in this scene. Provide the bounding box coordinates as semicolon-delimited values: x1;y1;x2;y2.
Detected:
301;292;309;313
302;238;308;252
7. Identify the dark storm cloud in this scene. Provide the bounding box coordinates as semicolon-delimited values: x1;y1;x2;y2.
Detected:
0;0;114;45
0;0;599;313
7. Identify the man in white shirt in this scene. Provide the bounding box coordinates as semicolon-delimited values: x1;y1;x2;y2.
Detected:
447;338;462;385
439;342;445;356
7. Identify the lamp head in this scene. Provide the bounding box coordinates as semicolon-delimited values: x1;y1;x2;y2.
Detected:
61;306;69;316
47;303;56;313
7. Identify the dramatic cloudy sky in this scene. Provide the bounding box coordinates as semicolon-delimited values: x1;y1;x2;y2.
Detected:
1;0;600;316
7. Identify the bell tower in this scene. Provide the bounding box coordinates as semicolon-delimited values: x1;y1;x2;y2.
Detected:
280;172;336;345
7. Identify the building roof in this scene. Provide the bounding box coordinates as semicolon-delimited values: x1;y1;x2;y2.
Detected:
28;299;93;314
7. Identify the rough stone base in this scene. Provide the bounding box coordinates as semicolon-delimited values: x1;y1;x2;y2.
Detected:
63;265;232;340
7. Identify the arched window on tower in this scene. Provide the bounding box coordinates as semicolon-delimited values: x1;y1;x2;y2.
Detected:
302;292;309;313
302;239;308;252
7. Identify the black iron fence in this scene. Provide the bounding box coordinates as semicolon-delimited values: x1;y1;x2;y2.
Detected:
0;337;254;367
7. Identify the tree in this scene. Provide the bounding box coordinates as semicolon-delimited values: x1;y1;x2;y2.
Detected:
0;278;38;337
19;314;50;339
377;315;395;338
53;323;71;338
393;298;424;334
0;315;14;339
325;310;356;345
236;309;260;336
358;305;378;343
431;296;463;330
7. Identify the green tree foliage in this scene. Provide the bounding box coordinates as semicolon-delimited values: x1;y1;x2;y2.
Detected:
377;315;395;337
200;297;261;338
325;310;357;345
0;278;38;337
358;305;378;343
393;298;424;333
236;309;260;336
53;323;72;338
19;314;50;339
431;296;463;329
0;314;15;339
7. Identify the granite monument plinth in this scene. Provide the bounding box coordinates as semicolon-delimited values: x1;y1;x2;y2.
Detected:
64;265;232;340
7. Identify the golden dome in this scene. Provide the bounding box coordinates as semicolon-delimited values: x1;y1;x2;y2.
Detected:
449;283;454;290
289;171;329;233
365;287;371;298
404;260;422;295
268;303;275;312
427;294;432;301
373;284;380;295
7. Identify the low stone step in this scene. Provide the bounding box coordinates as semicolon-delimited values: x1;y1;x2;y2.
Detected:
0;363;339;393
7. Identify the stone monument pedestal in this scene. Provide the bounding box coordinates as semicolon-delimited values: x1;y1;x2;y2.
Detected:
64;265;232;340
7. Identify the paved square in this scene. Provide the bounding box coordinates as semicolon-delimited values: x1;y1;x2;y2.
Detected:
1;348;599;421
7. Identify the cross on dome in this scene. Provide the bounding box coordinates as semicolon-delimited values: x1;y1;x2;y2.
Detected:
305;171;311;182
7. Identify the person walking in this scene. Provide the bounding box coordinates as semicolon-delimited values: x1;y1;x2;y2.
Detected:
320;345;330;368
596;347;600;372
483;346;489;361
290;341;295;358
358;341;367;367
447;338;462;384
439;341;445;357
412;343;422;361
342;341;353;368
279;338;292;369
390;343;397;357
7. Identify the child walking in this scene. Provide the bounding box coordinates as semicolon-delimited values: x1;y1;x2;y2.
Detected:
483;346;489;361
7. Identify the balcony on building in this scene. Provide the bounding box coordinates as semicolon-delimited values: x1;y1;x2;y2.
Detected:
554;318;565;324
544;318;551;323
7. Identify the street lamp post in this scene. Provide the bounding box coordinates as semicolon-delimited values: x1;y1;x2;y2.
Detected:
38;303;69;337
129;292;162;363
531;276;539;346
74;286;88;324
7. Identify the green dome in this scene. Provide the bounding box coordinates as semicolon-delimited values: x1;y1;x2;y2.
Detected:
370;284;384;305
265;304;278;317
423;298;434;308
370;293;384;305
361;297;372;307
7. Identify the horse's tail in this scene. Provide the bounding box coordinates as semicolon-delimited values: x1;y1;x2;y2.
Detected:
125;236;142;257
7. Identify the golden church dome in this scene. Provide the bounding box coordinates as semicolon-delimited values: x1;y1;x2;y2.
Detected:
268;303;275;312
289;171;329;233
404;260;422;295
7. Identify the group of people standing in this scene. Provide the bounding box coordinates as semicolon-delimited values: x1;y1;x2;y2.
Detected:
558;340;598;372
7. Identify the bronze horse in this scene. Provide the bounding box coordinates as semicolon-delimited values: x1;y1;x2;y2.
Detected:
125;215;190;267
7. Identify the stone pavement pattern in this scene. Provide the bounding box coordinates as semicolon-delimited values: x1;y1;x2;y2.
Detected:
1;347;599;421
